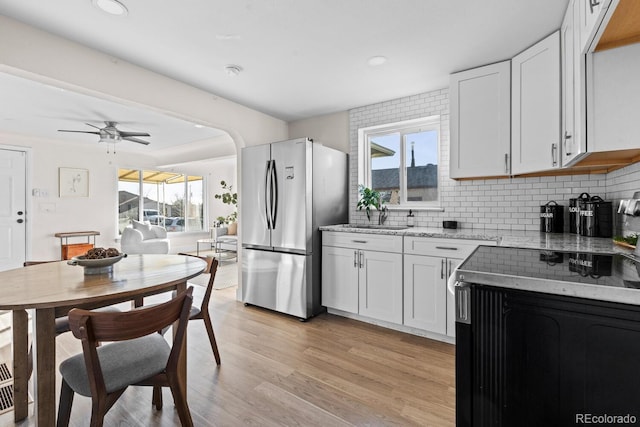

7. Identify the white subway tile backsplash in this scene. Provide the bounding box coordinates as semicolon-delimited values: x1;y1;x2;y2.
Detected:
348;87;640;232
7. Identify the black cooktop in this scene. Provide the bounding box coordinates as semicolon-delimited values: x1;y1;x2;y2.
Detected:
458;246;640;290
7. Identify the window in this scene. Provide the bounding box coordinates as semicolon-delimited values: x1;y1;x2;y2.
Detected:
118;169;205;233
359;116;440;207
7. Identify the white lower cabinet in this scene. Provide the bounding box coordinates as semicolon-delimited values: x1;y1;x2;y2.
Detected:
322;231;495;342
359;250;403;324
404;237;496;338
321;245;359;313
403;254;449;334
322;232;403;322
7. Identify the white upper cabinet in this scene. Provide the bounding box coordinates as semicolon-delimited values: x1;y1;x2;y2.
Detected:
450;61;511;179
511;31;561;175
591;42;640;152
562;0;588;166
578;0;612;52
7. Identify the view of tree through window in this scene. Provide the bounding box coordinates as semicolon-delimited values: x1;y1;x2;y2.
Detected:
363;116;440;206
118;169;204;233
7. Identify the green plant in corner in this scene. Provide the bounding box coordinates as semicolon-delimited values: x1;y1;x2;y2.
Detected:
357;185;385;222
214;180;237;225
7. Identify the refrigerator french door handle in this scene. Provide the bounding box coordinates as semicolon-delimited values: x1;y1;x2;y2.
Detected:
270;159;278;229
265;160;272;229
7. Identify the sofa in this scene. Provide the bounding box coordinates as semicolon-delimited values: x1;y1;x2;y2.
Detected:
121;220;170;254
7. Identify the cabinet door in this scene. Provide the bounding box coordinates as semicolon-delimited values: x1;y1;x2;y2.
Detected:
561;0;587;167
450;61;511;179
446;258;463;337
322;246;359;313
359;250;403;324
404;254;446;334
591;42;640;152
578;0;610;53
511;31;561;175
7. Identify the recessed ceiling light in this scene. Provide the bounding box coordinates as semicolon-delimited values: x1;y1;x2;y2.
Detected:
224;65;243;77
92;0;128;16
216;34;242;41
194;124;204;128
367;56;387;66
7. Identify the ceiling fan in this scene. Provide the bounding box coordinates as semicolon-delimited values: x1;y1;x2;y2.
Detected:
58;121;151;145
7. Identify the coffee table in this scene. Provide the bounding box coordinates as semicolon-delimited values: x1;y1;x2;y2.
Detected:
196;237;237;261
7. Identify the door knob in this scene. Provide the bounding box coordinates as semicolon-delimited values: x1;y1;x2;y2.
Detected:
17;211;23;215
17;219;24;224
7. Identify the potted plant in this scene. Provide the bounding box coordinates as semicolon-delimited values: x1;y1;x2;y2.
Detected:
214;180;238;234
357;185;387;224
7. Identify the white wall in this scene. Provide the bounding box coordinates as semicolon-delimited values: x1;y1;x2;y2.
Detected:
288;111;350;153
1;133;157;260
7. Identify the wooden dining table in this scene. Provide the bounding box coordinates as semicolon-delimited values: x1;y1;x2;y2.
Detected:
0;254;206;426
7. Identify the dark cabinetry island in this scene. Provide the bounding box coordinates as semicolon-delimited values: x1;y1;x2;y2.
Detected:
454;247;640;426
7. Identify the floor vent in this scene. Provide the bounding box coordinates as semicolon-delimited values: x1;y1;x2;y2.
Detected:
0;383;12;414
0;362;12;383
0;361;32;415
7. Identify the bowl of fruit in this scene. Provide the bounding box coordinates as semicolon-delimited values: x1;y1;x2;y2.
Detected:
68;248;126;275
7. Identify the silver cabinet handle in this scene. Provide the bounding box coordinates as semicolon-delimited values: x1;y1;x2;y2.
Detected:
590;0;600;14
441;259;445;279
504;153;509;174
354;250;358;268
564;131;572;156
352;240;368;244
435;246;458;251
359;250;364;268
551;143;558;167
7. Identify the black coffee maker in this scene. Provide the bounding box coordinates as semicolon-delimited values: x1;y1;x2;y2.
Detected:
580;195;613;238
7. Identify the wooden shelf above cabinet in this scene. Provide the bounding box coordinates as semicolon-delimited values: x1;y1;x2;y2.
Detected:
596;0;640;52
452;149;640;180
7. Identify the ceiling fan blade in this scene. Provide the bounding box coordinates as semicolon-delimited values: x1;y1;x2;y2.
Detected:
58;130;101;134
84;123;103;130
119;131;151;137
123;136;151;145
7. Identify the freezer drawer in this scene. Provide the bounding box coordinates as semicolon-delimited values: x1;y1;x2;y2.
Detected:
242;249;313;319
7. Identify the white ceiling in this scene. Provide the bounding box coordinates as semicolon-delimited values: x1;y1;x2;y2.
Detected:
0;0;569;149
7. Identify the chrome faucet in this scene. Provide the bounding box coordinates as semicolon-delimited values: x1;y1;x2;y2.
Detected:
378;206;388;225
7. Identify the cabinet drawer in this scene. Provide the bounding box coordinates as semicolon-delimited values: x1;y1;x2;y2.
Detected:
404;237;495;258
323;231;403;253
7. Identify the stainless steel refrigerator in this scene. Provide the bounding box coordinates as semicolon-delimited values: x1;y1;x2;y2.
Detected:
241;138;347;319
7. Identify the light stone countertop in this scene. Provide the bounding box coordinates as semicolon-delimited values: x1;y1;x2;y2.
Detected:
320;224;640;305
320;224;632;256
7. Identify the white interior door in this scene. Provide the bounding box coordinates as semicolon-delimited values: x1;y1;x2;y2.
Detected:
0;149;26;271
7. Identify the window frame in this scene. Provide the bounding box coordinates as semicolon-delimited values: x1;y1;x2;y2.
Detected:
117;168;207;234
358;115;441;209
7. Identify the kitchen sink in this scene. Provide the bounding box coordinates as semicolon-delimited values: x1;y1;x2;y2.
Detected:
347;224;408;230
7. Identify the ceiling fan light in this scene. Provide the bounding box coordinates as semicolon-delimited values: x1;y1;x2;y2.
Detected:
92;0;128;16
99;133;121;143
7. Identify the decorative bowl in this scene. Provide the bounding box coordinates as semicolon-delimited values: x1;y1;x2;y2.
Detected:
68;253;127;274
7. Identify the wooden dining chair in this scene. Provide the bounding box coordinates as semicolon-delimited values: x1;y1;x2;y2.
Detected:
57;287;195;427
177;253;221;365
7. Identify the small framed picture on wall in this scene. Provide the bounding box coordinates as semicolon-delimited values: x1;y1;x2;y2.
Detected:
59;167;89;197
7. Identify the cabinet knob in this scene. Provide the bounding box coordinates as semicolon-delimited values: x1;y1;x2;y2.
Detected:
17;219;24;224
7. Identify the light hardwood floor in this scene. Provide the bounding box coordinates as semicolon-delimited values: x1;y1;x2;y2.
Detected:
2;276;455;426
